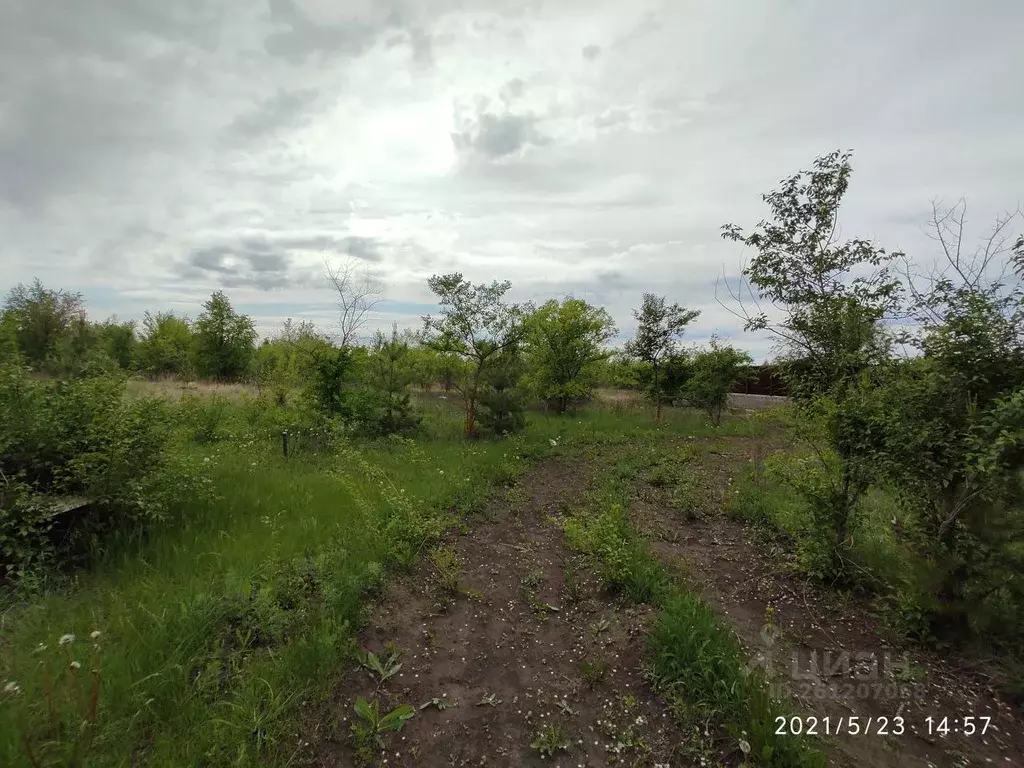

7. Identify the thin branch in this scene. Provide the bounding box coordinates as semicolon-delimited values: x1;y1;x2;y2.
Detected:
324;256;384;348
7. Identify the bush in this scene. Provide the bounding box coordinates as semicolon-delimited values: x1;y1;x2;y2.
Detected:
178;394;232;443
0;363;191;577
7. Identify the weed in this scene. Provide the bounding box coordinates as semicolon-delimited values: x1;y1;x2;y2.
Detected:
430;546;462;594
520;569;543;593
579;656;610;688
358;643;403;690
530;722;570;757
350;696;415;765
418;695;457;711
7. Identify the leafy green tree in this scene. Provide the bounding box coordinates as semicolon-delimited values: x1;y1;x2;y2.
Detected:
858;202;1024;639
135;311;193;377
422;273;533;437
191;291;257;381
623;293;700;423
683;338;753;425
477;343;527;435
0;312;18;363
361;324;420;435
526;298;617;413
96;317;137;370
2;279;85;368
251;318;324;403
721;150;902;574
721;150;902;402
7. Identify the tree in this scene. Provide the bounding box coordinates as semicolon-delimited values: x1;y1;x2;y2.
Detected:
96;317;137;370
362;323;419;435
1014;234;1024;276
526;298;617;413
683;338;753;426
720;150;903;575
135;312;193;377
862;202;1024;637
191;291;257;381
325;256;383;348
720;150;903;401
2;279;85;368
422;273;533;437
477;343;527;435
623;293;700;423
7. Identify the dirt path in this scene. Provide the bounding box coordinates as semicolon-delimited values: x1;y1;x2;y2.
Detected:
312;455;685;767
632;439;1024;768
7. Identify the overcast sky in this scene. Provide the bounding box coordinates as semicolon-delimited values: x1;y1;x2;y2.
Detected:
1;0;1021;360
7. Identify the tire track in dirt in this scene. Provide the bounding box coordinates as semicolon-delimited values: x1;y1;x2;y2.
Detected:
631;440;1024;768
312;454;685;767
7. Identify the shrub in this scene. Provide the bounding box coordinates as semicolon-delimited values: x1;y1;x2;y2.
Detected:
0;363;192;577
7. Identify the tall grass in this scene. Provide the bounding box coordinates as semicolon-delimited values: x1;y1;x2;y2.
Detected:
0;391;771;766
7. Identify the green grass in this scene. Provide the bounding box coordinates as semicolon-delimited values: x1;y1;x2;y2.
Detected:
0;393;772;766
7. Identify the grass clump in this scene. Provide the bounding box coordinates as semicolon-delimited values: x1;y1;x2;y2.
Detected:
647;593;824;767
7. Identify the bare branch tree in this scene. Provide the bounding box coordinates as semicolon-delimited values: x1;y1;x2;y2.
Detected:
324;256;384;348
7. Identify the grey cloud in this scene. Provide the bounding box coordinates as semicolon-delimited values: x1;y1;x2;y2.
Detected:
263;0;397;63
0;0;235;212
452;111;547;160
582;44;601;60
500;77;526;103
226;88;320;140
271;235;383;262
593;107;632;129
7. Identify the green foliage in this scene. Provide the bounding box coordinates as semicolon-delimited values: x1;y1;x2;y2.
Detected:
530;723;570;757
526;298;617;412
721;149;902;403
683;338;753;425
179;394;233;443
351;697;415;764
476;346;527;436
358;644;403;688
648;594;825;767
191;291;257;381
361;325;420;436
0;364;191;577
2;279;86;369
578;656;610;687
14;632;104;766
564;503;670;603
429;546;462;594
624;293;700;422
423;273;533;436
135;311;194;377
95;316;137;370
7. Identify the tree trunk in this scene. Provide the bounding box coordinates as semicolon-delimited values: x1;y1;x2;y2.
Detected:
653;363;663;424
465;397;476;436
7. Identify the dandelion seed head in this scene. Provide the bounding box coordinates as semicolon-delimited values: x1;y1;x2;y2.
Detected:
59;634;75;647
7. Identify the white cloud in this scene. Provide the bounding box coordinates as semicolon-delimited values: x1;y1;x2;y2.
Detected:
1;0;1022;360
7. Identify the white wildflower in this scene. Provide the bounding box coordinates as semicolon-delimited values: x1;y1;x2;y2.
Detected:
69;661;81;671
90;630;101;640
739;738;751;755
4;681;21;695
59;634;75;647
34;643;47;654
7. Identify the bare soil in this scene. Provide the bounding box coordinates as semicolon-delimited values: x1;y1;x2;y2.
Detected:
632;437;1024;768
310;455;687;767
305;431;1023;768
